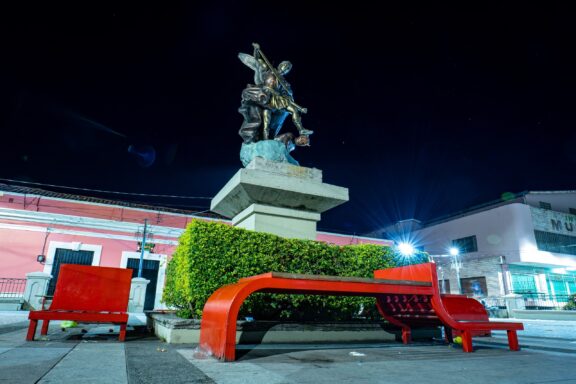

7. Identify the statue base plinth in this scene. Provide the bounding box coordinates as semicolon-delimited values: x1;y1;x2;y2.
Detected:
210;158;349;240
240;140;298;167
233;204;320;240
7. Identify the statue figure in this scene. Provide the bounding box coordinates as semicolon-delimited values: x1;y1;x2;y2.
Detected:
238;43;313;148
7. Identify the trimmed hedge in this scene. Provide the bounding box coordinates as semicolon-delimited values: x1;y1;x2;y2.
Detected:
163;220;428;320
564;294;576;310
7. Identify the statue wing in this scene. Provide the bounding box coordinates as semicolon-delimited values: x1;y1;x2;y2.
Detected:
238;53;258;71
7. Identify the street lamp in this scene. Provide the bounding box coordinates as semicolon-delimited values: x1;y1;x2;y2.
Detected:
394;242;417;266
449;247;462;294
397;242;415;257
437;264;447;293
429;247;463;294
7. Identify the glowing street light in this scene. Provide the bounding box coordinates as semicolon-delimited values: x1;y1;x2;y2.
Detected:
449;246;462;293
430;246;463;294
397;242;415;257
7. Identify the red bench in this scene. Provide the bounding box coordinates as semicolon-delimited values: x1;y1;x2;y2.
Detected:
373;263;523;351
198;262;523;361
199;272;432;361
26;264;132;342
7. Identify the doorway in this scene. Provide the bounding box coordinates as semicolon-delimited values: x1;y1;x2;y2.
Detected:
126;258;159;311
46;248;94;295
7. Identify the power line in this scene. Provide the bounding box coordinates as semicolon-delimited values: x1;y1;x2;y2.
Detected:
0;178;213;200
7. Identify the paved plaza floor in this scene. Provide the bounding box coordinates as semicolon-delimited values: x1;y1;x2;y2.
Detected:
0;312;575;384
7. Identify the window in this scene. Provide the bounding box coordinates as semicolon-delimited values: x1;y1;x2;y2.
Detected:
460;277;488;297
534;230;576;256
569;208;576;215
452;235;478;253
511;273;537;294
539;201;552;210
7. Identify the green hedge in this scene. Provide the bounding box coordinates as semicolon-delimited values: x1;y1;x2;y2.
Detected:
564;294;576;310
163;220;428;320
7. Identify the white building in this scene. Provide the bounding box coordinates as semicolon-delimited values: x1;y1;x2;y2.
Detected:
390;191;576;306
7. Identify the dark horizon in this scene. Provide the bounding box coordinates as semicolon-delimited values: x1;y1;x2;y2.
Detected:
1;3;575;235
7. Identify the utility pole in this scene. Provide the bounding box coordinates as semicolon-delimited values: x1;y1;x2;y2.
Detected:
137;219;148;278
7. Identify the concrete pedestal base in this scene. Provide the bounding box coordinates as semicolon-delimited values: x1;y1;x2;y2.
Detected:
149;313;441;344
23;272;52;310
233;204;320;240
128;277;150;313
211;158;349;240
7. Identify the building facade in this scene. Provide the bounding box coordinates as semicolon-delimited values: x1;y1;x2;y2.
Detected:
401;191;576;308
0;183;391;311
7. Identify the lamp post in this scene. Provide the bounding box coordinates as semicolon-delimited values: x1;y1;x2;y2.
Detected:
137;219;148;278
449;247;462;294
437;265;446;293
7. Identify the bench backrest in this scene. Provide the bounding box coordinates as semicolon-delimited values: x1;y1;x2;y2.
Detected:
374;263;491;325
50;264;132;312
377;293;439;324
374;262;436;284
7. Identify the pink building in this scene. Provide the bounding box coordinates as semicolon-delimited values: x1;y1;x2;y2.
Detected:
0;183;391;310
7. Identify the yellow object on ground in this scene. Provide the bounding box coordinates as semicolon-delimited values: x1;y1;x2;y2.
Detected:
60;321;78;329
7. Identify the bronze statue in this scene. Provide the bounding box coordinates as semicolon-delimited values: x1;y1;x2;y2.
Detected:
238;43;312;147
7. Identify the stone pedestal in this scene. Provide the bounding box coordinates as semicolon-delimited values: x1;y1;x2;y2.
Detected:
211;158;349;240
129;277;150;313
149;313;440;344
23;272;52;310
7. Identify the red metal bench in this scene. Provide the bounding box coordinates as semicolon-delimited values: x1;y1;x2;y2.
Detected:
374;263;523;352
26;264;132;342
198;263;523;361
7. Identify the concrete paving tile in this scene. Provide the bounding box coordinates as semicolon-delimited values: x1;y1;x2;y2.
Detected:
38;343;127;384
180;348;294;384
0;346;71;383
125;339;215;384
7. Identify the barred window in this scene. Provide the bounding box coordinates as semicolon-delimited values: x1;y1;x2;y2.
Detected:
569;208;576;215
539;201;552;210
452;235;478;253
534;230;576;256
511;273;537;294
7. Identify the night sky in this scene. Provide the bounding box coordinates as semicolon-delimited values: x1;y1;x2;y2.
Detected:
1;3;575;235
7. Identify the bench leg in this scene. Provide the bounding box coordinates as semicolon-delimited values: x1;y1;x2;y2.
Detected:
401;327;411;344
41;320;50;335
461;331;473;353
119;323;127;342
444;327;453;343
507;330;520;351
26;320;38;341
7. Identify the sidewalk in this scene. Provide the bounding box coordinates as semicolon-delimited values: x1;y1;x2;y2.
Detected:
1;312;575;384
481;317;576;355
0;311;28;326
489;317;576;340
